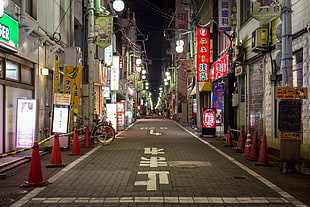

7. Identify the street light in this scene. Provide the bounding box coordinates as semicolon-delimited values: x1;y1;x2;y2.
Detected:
175;39;184;53
112;0;125;12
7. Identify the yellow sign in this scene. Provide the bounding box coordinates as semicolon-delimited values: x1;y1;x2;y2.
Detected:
54;93;71;105
280;132;302;140
276;87;308;99
64;66;83;113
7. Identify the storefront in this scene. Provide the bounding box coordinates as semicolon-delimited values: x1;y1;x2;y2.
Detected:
0;50;35;154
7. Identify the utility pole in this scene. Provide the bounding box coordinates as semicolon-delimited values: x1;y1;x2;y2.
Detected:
281;0;293;87
87;0;95;129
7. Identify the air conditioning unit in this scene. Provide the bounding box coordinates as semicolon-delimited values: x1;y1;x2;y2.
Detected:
252;28;268;51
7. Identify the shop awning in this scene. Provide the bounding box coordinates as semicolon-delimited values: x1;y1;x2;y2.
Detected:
199;81;212;91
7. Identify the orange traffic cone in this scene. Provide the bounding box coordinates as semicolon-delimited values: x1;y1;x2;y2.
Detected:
242;130;252;157
20;142;49;187
256;134;270;166
46;133;66;168
70;128;83;155
224;125;234;147
233;128;245;153
83;125;92;148
247;131;259;161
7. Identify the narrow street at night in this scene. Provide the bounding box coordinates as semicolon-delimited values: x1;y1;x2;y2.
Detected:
1;119;309;207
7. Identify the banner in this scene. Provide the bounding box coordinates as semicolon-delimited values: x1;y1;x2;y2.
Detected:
63;66;83;113
212;83;224;123
197;27;210;82
218;0;231;31
250;0;282;25
212;54;229;81
95;16;113;49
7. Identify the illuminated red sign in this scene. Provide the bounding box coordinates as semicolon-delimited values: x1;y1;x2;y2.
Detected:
197;27;210;81
202;108;216;129
212;54;229;80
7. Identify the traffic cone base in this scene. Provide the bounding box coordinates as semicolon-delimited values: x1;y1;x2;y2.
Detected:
21;142;50;188
20;181;50;188
47;134;66;168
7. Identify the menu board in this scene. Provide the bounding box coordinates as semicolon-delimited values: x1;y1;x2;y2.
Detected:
278;100;302;132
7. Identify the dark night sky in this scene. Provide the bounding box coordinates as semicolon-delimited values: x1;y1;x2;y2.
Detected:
126;0;171;101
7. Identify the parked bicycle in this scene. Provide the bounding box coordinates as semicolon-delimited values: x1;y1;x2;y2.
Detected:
91;118;116;145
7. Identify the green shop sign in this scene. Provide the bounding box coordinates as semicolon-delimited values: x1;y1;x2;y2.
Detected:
0;12;18;52
250;0;282;25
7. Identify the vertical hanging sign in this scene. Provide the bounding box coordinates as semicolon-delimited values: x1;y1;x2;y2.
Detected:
250;0;282;25
212;54;229;81
218;0;231;31
95;16;114;49
197;27;210;82
110;55;120;91
63;66;83;113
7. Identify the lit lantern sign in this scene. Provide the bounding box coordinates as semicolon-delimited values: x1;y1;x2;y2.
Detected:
197;27;210;82
202;108;216;129
16;99;37;148
0;12;19;52
111;55;120;91
212;54;229;81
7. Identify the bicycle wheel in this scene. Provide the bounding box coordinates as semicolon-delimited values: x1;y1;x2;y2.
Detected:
93;124;115;145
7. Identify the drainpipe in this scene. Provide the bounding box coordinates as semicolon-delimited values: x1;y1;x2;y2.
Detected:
281;0;293;87
70;0;75;46
87;0;95;129
20;0;25;26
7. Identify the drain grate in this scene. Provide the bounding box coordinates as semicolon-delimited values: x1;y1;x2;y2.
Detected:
234;176;246;179
0;198;14;204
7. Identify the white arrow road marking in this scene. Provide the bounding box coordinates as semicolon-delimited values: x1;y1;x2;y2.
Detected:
149;130;161;136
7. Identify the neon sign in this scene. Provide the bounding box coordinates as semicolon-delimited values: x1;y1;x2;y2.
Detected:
202;108;216;129
197;27;210;81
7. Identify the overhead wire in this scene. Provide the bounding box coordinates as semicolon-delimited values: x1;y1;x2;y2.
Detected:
138;0;174;21
54;0;74;33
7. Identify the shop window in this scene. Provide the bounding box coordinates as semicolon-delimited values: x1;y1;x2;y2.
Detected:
5;60;19;81
292;50;303;87
21;66;33;84
11;0;37;19
240;0;251;25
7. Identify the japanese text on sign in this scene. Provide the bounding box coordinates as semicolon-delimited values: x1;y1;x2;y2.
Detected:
218;0;231;31
197;27;210;82
212;54;229;80
276;87;308;99
202;108;216;129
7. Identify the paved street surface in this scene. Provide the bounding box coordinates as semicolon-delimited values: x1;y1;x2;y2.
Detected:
1;119;310;206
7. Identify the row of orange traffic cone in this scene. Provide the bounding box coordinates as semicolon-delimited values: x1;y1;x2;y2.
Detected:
20;126;92;187
224;126;269;166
